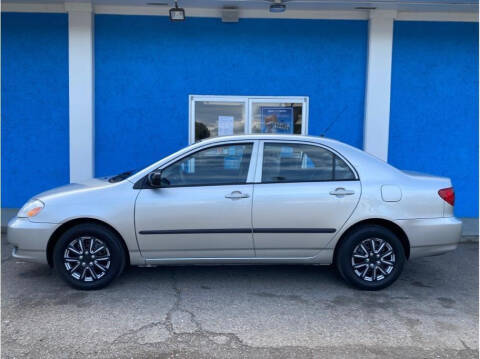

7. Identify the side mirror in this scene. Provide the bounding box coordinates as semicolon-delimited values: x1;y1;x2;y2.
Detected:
147;171;163;188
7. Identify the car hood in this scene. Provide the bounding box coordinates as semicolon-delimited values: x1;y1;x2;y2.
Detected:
34;178;113;201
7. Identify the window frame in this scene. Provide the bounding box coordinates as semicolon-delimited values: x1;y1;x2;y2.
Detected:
189;95;309;144
142;140;259;189
254;140;359;184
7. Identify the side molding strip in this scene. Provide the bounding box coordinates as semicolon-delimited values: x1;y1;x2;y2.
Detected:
139;228;336;235
253;228;336;234
139;229;251;235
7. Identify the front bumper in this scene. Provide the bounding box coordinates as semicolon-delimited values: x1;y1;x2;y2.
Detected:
7;217;58;264
395;217;462;259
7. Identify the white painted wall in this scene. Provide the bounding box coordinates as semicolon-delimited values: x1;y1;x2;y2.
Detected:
66;2;95;182
363;10;395;161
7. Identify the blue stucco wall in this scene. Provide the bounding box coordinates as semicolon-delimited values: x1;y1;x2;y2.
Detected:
389;21;479;217
95;15;367;177
1;13;69;208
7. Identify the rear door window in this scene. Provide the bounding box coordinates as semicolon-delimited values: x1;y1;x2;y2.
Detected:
261;143;355;183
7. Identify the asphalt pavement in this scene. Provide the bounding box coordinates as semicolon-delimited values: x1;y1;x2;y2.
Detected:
1;234;478;358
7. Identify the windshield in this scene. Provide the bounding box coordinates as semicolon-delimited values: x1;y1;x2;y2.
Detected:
108;169;139;183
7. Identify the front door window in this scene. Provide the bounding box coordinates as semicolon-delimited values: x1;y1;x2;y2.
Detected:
161;143;253;187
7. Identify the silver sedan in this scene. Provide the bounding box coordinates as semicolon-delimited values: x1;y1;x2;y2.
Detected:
8;135;462;290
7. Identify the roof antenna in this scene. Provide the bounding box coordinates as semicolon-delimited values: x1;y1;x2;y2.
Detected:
320;106;348;137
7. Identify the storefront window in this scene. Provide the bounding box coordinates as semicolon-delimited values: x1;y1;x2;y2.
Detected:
193;101;246;142
250;102;304;135
189;96;308;143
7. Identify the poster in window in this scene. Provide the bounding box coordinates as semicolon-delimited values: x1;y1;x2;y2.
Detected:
218;116;234;136
261;107;294;134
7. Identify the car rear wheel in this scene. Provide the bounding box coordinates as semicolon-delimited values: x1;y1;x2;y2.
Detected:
53;223;126;290
336;225;406;290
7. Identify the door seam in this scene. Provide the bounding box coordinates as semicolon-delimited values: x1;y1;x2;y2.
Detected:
250;184;257;256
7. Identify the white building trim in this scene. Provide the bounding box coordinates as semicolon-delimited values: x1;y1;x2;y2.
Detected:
94;6;369;20
363;9;395;161
2;2;66;13
67;2;95;182
2;2;478;22
396;10;478;22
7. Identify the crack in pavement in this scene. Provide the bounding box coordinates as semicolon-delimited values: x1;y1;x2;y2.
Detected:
460;338;472;350
164;268;187;333
165;268;245;347
110;268;246;349
111;320;168;344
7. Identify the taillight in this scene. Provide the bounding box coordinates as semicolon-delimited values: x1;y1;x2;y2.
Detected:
438;187;455;206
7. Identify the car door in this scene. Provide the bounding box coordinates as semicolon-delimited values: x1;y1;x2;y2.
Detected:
252;141;361;258
135;141;257;260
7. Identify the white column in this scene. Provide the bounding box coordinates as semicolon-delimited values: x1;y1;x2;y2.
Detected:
66;2;95;182
363;10;396;161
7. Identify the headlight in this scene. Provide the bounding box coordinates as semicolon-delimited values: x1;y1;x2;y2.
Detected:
17;199;45;218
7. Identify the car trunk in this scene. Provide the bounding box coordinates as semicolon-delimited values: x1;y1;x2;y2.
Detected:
402;170;454;218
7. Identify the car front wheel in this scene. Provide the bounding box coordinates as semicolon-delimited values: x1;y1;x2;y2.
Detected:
53;223;126;290
336;225;406;290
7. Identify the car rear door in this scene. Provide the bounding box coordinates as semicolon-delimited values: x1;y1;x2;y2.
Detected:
252;140;361;258
135;141;258;260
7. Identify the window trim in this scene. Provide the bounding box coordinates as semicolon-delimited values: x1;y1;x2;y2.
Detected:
255;140;359;184
137;141;259;189
189;95;309;144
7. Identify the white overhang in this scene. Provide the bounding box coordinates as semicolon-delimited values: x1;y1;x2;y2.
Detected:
2;0;478;21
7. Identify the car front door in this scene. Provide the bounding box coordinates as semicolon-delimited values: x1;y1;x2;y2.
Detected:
135;141;257;260
252;141;361;258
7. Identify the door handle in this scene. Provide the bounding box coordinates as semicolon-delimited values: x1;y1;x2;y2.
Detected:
225;191;250;200
329;187;355;197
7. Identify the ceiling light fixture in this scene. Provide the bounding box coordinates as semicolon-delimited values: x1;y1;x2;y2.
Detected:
269;3;286;12
169;1;185;21
222;7;239;22
267;0;288;13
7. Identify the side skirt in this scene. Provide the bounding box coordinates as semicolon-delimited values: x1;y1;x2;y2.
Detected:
141;249;334;266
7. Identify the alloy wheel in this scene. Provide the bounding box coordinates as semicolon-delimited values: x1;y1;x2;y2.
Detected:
63;236;111;282
351;238;395;282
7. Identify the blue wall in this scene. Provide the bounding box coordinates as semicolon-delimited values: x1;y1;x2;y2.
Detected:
4;14;477;217
95;15;368;177
1;13;69;208
389;21;479;217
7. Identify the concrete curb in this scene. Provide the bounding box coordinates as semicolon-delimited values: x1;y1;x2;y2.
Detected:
1;208;18;234
2;208;478;241
460;217;479;236
460;236;479;243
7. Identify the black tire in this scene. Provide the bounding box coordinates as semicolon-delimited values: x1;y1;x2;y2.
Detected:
53;223;126;290
336;225;405;291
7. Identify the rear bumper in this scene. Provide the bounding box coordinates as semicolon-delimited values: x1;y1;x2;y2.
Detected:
7;217;57;264
395;217;462;259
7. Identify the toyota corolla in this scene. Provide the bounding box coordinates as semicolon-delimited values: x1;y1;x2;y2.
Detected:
7;135;462;290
